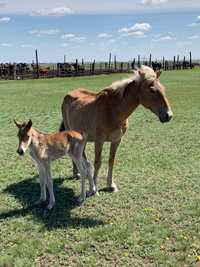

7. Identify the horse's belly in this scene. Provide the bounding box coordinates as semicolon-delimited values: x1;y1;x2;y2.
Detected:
106;128;125;142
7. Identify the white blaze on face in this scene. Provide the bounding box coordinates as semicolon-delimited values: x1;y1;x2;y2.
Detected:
20;141;27;153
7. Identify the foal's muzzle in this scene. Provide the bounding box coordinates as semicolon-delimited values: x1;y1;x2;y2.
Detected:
17;148;24;156
159;109;173;123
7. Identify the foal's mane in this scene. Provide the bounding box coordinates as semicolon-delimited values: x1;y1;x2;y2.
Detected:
97;65;157;98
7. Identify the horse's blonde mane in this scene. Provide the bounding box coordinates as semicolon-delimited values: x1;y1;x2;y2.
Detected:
140;65;157;82
109;65;156;93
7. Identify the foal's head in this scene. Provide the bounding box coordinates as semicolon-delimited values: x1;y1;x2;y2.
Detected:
137;66;173;123
14;119;33;156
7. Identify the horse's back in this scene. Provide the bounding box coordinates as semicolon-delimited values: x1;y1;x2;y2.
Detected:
64;88;97;105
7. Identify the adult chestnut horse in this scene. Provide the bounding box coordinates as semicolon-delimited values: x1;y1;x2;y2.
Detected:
60;65;173;193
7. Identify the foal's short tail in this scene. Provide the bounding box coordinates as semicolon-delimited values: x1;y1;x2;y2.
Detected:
59;120;65;132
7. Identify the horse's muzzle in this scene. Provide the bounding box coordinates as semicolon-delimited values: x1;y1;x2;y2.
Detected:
159;109;173;123
17;148;24;156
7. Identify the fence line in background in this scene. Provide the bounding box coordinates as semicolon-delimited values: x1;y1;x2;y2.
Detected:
0;52;196;80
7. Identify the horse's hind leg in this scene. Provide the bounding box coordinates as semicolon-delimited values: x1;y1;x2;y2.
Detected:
106;140;121;192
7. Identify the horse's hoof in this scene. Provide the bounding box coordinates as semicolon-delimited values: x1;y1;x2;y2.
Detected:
107;184;119;193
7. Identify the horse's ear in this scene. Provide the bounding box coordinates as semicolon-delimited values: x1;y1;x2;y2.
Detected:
138;69;145;79
156;70;162;79
26;119;32;130
14;119;21;128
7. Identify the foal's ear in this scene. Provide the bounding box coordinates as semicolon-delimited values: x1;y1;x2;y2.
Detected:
26;119;32;130
14;119;21;128
156;70;162;79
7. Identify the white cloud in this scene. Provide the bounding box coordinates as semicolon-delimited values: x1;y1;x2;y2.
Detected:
61;33;86;43
21;44;34;48
72;37;86;43
31;6;73;17
153;35;176;41
98;33;112;38
141;0;168;6
107;39;116;43
29;29;60;36
0;2;6;8
159;36;176;41
119;23;151;38
1;42;12;47
61;33;75;39
188;35;199;40
0;1;200;15
191;15;200;26
119;23;151;33
126;31;145;37
0;16;10;23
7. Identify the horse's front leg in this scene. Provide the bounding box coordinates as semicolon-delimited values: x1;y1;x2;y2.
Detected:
106;139;121;192
93;142;104;190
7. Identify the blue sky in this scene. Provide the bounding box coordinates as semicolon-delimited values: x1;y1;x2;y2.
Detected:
0;0;200;62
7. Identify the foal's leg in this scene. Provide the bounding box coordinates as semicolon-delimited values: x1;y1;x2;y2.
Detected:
93;142;104;189
44;162;55;210
35;165;47;205
73;143;87;179
106;140;121;192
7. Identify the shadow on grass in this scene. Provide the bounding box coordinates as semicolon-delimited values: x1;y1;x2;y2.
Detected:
1;177;104;230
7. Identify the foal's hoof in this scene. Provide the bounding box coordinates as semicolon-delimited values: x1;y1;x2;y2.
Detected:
86;190;98;198
35;199;46;206
73;173;81;180
47;203;55;210
77;195;86;204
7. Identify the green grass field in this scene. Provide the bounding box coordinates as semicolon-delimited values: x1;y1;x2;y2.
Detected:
0;69;200;267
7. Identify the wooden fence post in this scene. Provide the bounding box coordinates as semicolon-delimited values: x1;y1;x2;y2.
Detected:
13;63;16;80
183;56;186;69
173;56;176;70
114;56;117;71
189;51;192;68
35;49;39;78
108;53;111;70
92;60;95;73
162;57;165;70
137;55;140;68
177;55;179;69
149;54;152;67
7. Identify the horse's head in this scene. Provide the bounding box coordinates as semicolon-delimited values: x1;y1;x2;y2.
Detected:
137;65;173;123
14;119;33;156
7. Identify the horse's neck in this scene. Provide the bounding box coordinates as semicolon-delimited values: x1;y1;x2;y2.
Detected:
29;128;45;155
114;81;140;121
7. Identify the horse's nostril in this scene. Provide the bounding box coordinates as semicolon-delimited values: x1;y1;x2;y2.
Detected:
17;149;24;156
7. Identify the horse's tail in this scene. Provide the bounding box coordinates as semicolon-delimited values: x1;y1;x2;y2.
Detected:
59;120;65;132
